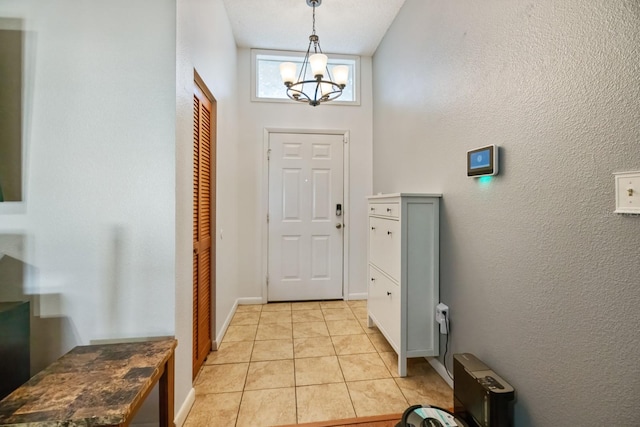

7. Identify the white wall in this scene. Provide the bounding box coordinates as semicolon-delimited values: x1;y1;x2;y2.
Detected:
0;1;177;424
0;0;242;422
373;0;640;425
235;48;373;301
175;0;240;415
0;0;176;365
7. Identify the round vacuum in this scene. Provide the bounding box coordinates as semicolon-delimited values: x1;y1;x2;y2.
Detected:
396;404;469;427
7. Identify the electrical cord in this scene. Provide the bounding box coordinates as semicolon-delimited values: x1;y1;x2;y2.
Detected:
443;311;453;380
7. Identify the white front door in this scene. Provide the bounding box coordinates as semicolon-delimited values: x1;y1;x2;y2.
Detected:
268;132;344;301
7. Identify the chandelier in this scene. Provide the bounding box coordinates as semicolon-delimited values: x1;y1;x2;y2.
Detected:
279;0;349;106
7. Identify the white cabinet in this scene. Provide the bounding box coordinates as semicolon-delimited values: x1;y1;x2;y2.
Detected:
367;193;441;377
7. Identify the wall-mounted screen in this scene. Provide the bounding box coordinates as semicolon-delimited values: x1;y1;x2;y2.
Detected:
467;145;499;177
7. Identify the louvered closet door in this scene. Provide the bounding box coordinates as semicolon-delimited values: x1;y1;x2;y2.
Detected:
193;80;215;379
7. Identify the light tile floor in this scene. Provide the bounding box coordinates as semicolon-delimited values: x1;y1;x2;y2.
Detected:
184;300;453;427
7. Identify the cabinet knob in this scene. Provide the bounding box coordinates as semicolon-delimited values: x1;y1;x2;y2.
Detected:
386;291;392;296
387;231;392;235
371;226;375;230
370;207;375;211
371;277;376;281
386;208;391;213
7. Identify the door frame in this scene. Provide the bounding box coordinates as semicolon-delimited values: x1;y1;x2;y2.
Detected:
262;128;351;303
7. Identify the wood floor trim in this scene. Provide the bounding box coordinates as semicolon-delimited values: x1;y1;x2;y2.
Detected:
276;413;403;427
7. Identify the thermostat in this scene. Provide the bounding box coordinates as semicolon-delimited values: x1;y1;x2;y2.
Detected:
467;144;499;177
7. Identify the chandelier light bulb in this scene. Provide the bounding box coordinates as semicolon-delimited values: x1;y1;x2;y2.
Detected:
279;62;297;85
332;65;349;87
320;82;333;96
309;53;328;78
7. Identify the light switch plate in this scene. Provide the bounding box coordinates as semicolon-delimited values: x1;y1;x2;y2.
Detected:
614;171;640;214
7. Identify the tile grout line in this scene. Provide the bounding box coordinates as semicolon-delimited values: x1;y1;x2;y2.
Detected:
234;304;262;427
288;308;300;425
235;355;252;427
337;304;358;418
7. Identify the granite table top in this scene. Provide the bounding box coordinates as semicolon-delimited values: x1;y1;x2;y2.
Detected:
0;338;177;427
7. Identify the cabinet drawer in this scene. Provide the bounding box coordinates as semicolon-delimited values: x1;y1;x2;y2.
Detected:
368;203;399;218
369;216;401;281
368;265;400;349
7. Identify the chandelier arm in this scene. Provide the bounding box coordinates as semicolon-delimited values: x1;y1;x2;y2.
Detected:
313;80;322;105
297;40;313;84
285;78;342;106
287;86;311;103
317;80;343;101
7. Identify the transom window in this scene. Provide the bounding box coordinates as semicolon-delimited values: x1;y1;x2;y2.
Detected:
251;49;360;105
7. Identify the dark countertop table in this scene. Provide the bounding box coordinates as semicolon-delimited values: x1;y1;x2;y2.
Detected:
0;338;177;427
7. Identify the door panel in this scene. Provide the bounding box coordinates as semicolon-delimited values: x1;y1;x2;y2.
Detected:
268;133;344;301
311;235;330;278
282;236;301;279
368;264;400;351
312;169;331;220
283;169;302;220
192;76;215;380
369;216;401;282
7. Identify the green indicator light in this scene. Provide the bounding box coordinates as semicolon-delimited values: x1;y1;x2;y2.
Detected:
478;176;493;184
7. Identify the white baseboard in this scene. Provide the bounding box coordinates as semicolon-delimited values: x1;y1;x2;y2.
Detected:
216;300;238;345
215;298;264;348
347;292;368;301
428;357;453;388
174;387;195;427
237;297;264;305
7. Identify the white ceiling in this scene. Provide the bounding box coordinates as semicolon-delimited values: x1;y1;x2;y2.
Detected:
222;0;407;56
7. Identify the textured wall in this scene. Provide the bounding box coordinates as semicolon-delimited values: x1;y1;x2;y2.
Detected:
373;0;640;425
0;6;177;412
0;0;177;423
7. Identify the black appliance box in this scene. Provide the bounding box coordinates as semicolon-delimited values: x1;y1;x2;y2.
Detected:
453;353;515;427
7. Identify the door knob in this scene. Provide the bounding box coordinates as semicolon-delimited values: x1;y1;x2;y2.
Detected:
336;223;342;229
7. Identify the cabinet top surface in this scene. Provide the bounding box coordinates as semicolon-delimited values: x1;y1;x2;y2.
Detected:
0;338;177;426
368;193;442;200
